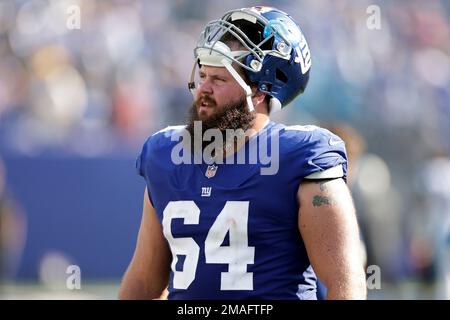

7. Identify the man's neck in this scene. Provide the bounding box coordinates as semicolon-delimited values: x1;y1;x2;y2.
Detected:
250;113;270;137
221;113;270;158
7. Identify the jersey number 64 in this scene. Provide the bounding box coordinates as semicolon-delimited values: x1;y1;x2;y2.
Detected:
162;201;255;290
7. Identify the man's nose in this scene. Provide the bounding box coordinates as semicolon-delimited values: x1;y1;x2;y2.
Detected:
198;78;213;95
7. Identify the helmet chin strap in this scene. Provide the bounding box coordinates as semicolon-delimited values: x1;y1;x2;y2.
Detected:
220;58;254;112
188;60;198;97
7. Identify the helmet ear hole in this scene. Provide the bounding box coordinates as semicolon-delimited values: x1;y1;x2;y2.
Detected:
276;69;288;83
259;82;271;93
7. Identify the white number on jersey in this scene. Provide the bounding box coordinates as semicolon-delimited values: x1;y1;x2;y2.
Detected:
162;201;255;290
162;201;200;289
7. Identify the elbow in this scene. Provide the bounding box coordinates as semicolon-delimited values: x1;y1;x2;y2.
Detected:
349;275;368;300
325;272;367;300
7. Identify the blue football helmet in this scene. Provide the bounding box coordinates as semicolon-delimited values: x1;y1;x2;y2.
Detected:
189;6;311;113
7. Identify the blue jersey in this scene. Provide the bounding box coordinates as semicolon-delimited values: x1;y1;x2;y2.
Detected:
136;121;347;300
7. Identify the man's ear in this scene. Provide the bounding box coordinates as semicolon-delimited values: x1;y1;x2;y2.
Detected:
251;87;266;109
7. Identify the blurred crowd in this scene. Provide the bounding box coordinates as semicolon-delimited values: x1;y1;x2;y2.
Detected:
0;0;449;298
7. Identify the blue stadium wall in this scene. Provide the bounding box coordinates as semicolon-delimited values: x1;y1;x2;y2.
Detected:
2;155;145;281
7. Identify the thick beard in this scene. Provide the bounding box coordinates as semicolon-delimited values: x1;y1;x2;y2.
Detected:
186;96;255;156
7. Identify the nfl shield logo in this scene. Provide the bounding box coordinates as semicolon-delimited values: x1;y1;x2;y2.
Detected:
205;164;218;178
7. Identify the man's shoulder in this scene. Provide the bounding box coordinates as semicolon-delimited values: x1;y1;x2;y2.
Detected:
142;125;186;151
137;125;186;178
274;123;344;151
272;122;348;179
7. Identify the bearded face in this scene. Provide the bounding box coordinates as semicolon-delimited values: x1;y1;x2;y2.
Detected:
185;63;256;155
186;93;255;155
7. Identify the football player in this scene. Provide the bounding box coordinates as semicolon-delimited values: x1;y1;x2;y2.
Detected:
119;6;367;300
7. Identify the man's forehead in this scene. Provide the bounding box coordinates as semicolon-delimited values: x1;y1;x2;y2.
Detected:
199;64;246;80
199;65;231;77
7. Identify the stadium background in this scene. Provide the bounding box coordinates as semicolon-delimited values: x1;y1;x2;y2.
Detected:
0;0;449;299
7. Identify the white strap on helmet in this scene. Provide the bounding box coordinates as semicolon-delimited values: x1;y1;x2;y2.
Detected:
189;41;254;112
220;58;254;112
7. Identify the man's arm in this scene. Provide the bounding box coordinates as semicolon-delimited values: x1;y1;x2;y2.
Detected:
119;188;171;300
298;178;367;299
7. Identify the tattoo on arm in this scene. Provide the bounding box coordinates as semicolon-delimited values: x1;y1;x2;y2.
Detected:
312;179;337;207
312;195;335;207
319;180;329;192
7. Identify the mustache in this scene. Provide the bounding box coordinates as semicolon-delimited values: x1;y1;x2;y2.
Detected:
196;95;217;107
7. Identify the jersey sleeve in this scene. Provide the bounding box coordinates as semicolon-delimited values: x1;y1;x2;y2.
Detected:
305;129;347;178
284;126;348;181
136;130;157;177
135;135;156;205
135;126;175;180
135;126;185;207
